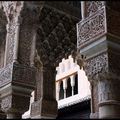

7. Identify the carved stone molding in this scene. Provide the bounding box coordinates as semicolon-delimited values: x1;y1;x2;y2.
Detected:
77;6;106;49
98;100;120;107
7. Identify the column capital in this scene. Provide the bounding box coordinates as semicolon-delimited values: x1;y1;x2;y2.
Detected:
84;52;108;81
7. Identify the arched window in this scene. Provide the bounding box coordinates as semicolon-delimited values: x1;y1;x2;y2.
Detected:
66;78;72;97
59;81;64;100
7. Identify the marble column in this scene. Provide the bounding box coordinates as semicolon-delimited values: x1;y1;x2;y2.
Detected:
63;78;67;98
81;1;85;20
70;75;75;96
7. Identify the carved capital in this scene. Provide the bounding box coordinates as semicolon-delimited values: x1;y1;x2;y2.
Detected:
85;52;108;81
20;2;44;26
2;1;24;23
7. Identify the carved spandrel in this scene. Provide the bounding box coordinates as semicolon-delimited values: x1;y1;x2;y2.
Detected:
77;7;106;49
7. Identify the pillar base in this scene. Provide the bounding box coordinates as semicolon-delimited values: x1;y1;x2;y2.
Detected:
31;98;58;119
7;113;22;119
0;111;6;119
90;112;99;119
31;115;56;119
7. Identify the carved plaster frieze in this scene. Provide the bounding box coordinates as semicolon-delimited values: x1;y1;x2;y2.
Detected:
0;64;12;88
77;6;106;49
85;1;105;17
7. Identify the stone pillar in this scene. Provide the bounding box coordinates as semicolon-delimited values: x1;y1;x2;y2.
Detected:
77;1;120;119
31;65;57;119
0;1;42;118
30;1;80;119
